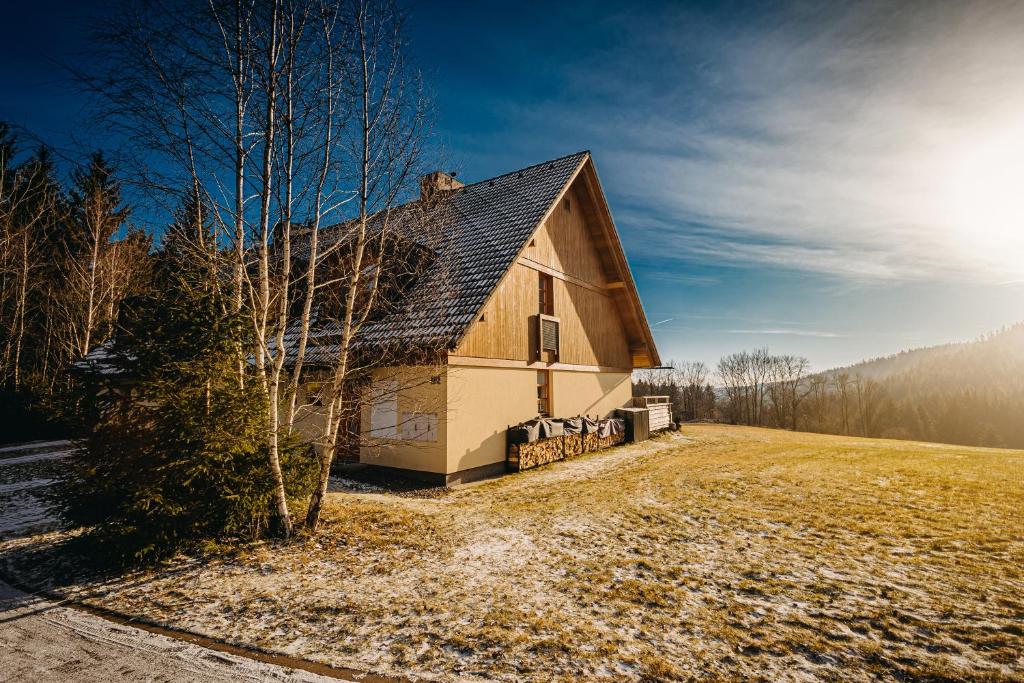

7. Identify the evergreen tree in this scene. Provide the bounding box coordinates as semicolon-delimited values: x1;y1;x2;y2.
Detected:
49;198;317;564
63;152;131;358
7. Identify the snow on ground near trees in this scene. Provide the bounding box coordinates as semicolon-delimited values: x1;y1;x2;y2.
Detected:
0;441;72;539
0;439;71;454
3;426;1024;682
0;440;346;682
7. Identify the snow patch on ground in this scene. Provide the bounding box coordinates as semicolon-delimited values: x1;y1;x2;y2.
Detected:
453;527;536;579
0;489;57;539
0;449;77;467
0;442;71;539
0;439;71;454
0;478;53;495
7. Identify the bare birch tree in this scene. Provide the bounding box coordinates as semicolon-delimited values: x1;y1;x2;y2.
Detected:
63;153;132;359
305;0;435;530
0;136;61;389
78;0;443;537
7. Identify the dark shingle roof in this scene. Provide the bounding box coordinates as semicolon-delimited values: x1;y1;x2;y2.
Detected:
301;151;589;360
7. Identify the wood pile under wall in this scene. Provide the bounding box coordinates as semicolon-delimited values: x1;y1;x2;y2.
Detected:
508;431;627;472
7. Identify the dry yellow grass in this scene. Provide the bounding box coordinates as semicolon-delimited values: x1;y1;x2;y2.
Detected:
4;425;1023;681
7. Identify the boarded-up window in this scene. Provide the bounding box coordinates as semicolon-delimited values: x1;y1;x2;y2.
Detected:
400;412;437;441
369;380;398;438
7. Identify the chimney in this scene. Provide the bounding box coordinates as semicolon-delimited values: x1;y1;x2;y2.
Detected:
419;171;463;201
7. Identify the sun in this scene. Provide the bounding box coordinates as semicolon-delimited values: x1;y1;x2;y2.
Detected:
945;123;1024;278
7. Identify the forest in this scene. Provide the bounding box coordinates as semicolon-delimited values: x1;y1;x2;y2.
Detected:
0;137;151;437
635;323;1024;449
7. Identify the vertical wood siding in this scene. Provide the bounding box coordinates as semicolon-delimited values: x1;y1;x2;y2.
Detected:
454;181;633;368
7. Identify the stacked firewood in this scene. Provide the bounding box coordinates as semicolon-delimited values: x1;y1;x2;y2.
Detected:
507;418;627;472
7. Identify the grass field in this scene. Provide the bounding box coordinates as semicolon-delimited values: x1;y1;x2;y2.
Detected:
3;425;1023;681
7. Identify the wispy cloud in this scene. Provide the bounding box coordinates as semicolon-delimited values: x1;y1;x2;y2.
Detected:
511;1;1024;283
640;268;720;287
728;329;845;338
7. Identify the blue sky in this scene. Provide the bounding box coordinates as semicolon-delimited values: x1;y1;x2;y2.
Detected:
3;0;1024;370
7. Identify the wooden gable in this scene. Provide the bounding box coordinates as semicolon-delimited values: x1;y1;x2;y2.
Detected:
452;158;659;369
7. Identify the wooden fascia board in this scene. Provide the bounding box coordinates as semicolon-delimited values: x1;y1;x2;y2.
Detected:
449;153;592;352
577;159;662;367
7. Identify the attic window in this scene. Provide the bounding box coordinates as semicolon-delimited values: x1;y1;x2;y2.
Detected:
538;272;553;315
563;198;571;212
479;313;486;322
529;238;536;247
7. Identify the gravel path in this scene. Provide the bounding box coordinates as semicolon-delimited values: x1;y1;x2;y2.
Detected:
0;579;338;682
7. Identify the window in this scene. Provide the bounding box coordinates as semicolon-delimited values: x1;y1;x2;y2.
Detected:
369;380;398;438
537;370;551;417
538;272;554;315
304;381;325;406
400;412;437;441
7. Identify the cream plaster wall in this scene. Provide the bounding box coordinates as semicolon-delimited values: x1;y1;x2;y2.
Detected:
444;364;632;475
358;365;448;474
444;365;537;474
552;371;632;420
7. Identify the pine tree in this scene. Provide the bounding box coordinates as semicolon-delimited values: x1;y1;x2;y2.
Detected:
49;198;316;564
63;152;130;359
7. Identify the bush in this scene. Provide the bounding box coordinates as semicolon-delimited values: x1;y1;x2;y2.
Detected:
49;368;317;564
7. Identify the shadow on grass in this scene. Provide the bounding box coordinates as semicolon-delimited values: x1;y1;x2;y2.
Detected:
0;530;201;595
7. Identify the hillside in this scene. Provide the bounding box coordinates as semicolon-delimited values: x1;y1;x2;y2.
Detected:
809;323;1024;448
824;323;1024;385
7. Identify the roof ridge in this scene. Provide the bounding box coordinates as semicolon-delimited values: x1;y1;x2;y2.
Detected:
456;150;589;191
318;151;590;229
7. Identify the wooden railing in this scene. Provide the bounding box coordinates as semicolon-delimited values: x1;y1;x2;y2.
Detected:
633;395;670;408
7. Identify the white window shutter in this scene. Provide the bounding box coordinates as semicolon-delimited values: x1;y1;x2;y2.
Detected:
370;380;398;438
400;412;437;442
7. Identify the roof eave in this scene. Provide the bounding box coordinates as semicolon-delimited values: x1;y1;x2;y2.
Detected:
577;157;662;368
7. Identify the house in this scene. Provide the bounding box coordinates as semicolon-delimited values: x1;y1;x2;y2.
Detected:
302;151;661;485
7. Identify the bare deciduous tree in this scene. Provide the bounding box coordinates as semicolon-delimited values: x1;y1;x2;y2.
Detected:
80;0;444;537
306;0;437;530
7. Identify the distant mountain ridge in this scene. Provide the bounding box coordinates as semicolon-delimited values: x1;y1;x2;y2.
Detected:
809;322;1024;448
821;323;1024;385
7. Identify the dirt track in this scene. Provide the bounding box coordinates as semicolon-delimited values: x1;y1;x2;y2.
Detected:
0;578;342;682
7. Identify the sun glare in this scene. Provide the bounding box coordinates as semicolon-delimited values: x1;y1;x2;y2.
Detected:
945;123;1024;277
